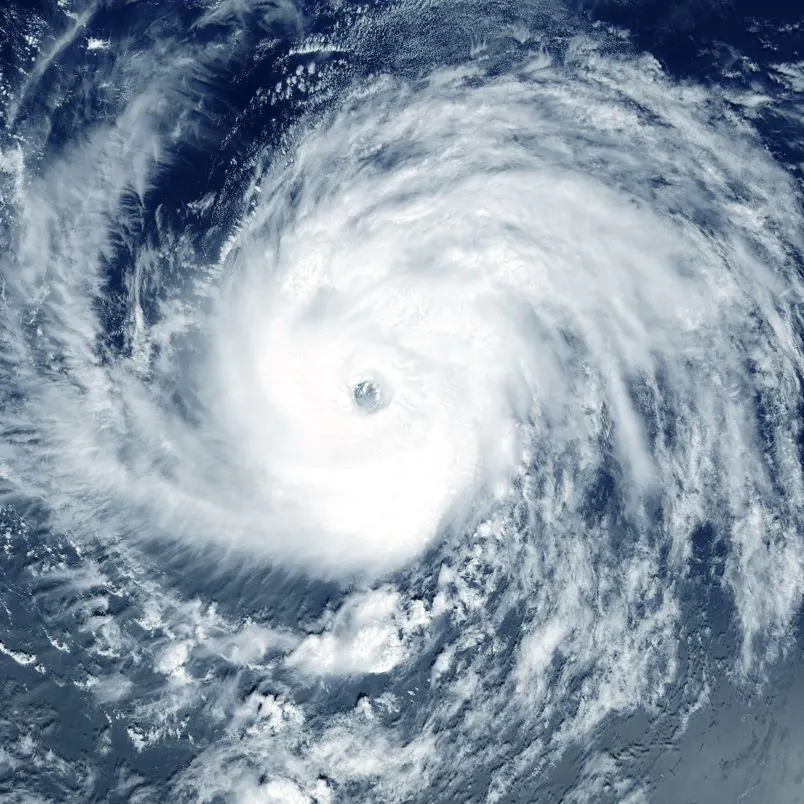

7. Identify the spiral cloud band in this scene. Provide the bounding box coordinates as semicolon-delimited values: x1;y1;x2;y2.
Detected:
210;63;767;574
1;2;804;799
29;51;800;586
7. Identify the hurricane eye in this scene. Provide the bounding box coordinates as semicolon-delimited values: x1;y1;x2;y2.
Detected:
352;378;383;412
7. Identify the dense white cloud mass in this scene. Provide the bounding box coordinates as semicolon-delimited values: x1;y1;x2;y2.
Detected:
1;0;803;800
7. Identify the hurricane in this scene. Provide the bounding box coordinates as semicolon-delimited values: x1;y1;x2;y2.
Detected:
1;0;803;801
